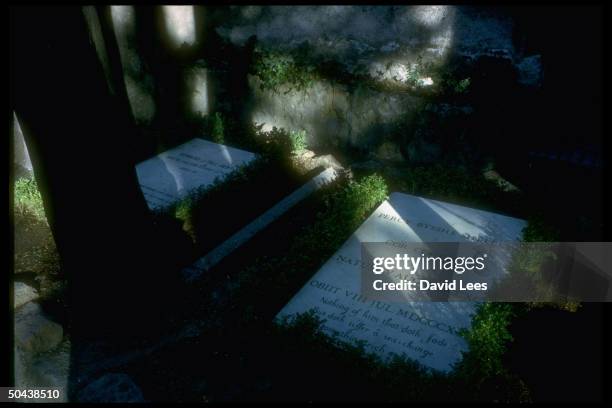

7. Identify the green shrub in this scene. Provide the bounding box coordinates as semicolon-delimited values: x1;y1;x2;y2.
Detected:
231;173;388;305
522;215;561;242
210;112;225;144
289;129;308;154
455;303;516;381
251;48;317;93
491;216;579;312
453;78;471;94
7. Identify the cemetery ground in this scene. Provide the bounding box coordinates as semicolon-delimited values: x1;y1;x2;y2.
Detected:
12;136;603;401
11;10;603;400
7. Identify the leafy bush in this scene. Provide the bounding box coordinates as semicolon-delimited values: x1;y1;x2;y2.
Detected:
453;78;471;94
289;129;308;154
210;112;225;144
251;48;317;93
522;215;561;242
455;303;516;381
520;216;579;311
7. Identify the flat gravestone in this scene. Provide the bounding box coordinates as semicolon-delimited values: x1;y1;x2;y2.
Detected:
136;138;341;279
276;192;526;372
135;138;256;211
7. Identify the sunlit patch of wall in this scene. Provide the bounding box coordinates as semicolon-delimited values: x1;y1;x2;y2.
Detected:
249;76;421;152
368;6;456;91
244;6;455;155
412;5;451;28
162;5;196;49
111;5;156;124
186;62;210;118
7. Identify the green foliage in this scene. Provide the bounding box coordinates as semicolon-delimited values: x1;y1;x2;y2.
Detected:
453;77;471;94
522;215;561;242
520;217;579;312
285;173;388;256
232;173;388;304
289;129;308;154
405;58;423;87
251;124;311;159
14;177;64;322
384;163;523;216
210;112;225;144
14;177;46;222
405;55;432;88
251;48;317;93
491;216;579;312
455;303;515;381
421;57;473;97
319;174;388;235
249;44;474;101
272;311;442;400
523;299;581;313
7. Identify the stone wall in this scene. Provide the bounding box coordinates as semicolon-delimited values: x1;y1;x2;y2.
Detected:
212;6;542;161
93;6;573;167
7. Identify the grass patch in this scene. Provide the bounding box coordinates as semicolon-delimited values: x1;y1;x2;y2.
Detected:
14;177;67;325
15;177;46;223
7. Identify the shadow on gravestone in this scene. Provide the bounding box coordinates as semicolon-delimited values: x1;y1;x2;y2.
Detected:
135;138;256;211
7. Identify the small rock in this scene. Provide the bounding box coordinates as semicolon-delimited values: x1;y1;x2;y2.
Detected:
292;151;344;173
15;302;63;355
77;373;145;403
14;281;39;309
296;149;316;159
312;154;344;170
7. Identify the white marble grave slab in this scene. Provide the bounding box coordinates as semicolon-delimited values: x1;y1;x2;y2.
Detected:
276;192;526;372
135;138;257;211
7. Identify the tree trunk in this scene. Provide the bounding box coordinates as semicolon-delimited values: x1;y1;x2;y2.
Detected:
10;6;179;336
